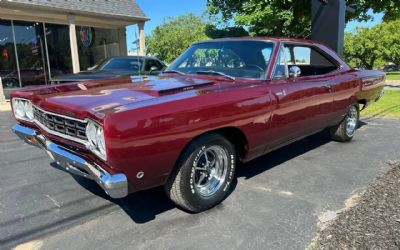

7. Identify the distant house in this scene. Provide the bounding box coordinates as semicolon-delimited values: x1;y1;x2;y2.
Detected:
0;0;149;96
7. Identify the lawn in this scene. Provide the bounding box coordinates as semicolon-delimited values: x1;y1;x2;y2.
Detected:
386;71;400;81
361;89;400;118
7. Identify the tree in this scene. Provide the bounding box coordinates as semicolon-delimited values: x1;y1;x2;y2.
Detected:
344;19;400;69
344;26;383;69
379;19;400;67
205;25;249;39
146;14;208;63
207;0;400;37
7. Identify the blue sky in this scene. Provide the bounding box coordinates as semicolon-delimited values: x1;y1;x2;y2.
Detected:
126;1;384;52
127;0;207;52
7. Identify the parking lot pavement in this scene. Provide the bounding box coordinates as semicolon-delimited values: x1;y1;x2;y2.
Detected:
0;110;399;250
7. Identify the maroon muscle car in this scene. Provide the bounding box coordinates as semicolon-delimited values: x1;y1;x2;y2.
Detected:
11;37;385;212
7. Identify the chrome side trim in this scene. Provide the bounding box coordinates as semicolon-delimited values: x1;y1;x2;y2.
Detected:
12;124;128;199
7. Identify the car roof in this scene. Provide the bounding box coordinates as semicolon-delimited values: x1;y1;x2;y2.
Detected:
195;37;326;46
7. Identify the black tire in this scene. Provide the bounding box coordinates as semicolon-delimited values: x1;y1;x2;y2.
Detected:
330;104;359;142
165;133;236;212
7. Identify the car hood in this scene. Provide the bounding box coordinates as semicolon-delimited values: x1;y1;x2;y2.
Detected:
24;75;216;120
51;70;136;82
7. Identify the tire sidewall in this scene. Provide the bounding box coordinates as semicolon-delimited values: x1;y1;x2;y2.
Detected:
182;135;236;211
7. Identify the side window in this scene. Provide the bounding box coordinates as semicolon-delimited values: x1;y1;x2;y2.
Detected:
285;45;339;76
155;60;165;70
273;46;288;79
145;59;163;71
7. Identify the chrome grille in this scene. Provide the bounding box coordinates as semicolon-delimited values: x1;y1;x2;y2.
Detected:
33;106;87;140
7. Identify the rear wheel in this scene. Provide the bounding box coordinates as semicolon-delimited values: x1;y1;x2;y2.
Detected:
165;134;236;212
330;105;359;142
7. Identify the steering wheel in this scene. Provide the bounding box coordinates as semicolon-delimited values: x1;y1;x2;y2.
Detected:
243;64;264;71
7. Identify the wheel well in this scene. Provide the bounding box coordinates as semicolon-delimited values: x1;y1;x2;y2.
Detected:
212;127;248;161
180;127;249;163
357;99;367;110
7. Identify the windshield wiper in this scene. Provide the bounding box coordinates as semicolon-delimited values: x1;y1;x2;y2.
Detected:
195;70;236;80
163;70;186;75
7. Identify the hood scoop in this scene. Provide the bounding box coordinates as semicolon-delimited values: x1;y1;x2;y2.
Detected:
130;75;215;96
158;81;214;95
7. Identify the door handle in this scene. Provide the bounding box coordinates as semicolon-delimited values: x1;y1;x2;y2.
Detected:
324;85;333;93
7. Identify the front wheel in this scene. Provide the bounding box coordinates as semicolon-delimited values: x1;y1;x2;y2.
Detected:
330;104;359;142
165;134;236;212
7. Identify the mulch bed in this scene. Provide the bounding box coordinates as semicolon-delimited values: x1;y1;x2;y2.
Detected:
310;161;400;250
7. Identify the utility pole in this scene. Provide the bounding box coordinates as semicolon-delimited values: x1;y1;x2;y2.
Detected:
311;0;346;57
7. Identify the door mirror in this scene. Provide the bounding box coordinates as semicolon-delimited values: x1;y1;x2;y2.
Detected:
289;66;301;79
149;66;159;73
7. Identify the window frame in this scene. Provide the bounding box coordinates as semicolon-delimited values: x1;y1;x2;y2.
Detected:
271;43;289;80
272;42;342;80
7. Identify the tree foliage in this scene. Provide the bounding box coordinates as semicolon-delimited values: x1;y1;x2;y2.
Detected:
146;14;208;63
207;0;400;37
344;26;382;69
379;19;400;66
205;25;249;39
344;19;400;69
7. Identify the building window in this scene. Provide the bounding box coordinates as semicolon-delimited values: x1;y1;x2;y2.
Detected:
13;21;48;87
45;24;73;79
0;20;19;89
76;26;120;71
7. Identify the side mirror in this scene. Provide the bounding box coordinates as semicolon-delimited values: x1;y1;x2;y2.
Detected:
149;66;158;73
289;66;301;79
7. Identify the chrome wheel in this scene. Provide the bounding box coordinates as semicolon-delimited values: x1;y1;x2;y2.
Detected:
194;145;229;197
346;106;358;137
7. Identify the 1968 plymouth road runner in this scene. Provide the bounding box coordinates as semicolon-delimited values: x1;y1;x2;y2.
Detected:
11;37;385;212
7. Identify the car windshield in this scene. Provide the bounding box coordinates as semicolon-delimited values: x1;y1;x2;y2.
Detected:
167;41;274;80
96;58;144;72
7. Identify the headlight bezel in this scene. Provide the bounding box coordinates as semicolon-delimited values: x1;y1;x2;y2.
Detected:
12;98;34;122
85;119;107;161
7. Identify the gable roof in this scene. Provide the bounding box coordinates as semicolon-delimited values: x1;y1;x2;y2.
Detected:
0;0;148;21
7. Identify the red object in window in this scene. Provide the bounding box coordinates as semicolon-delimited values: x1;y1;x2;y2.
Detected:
2;48;9;61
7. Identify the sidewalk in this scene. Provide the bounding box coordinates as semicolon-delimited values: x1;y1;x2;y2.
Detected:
385;80;400;88
0;102;11;112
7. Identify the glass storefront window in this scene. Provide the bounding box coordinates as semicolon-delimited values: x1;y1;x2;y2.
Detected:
13;21;48;87
45;24;73;80
0;20;19;89
76;26;120;71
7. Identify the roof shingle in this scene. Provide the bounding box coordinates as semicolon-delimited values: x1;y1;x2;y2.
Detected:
1;0;148;20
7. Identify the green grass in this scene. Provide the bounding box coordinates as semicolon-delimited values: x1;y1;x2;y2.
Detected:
386;71;400;81
361;89;400;118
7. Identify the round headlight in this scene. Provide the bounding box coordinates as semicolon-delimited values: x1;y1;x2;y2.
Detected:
14;99;25;118
86;122;98;147
25;102;34;120
85;120;107;160
96;127;106;156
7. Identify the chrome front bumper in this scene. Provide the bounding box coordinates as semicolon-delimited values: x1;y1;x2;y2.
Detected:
12;124;128;199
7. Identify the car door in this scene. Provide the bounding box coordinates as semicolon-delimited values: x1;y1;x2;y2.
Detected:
266;43;336;150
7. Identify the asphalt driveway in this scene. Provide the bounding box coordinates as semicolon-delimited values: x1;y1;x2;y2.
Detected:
0;110;399;250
